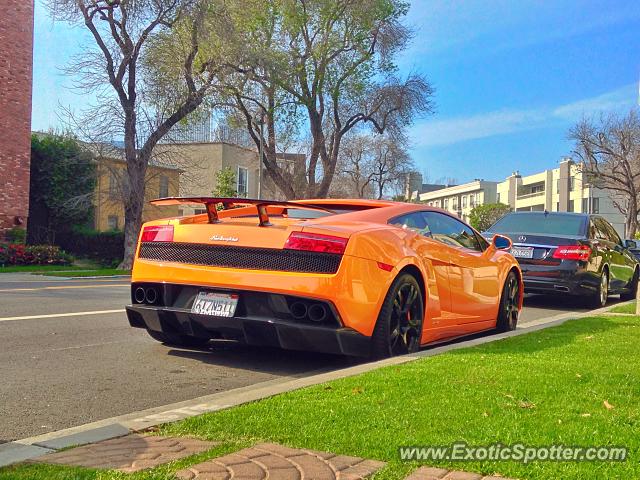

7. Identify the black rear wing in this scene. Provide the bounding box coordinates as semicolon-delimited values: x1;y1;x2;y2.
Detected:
150;197;333;227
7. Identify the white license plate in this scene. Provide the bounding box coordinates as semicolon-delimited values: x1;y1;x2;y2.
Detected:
191;292;238;317
510;247;534;259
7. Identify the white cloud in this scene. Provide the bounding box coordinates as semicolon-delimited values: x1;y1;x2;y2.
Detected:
410;83;638;147
552;84;637;119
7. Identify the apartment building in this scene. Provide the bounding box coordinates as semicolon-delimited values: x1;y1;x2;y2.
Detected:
419;180;498;223
418;159;627;236
496;159;625;235
155;142;306;216
93;156;181;232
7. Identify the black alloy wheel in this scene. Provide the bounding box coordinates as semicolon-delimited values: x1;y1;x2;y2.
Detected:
371;274;424;359
589;269;609;308
496;271;520;332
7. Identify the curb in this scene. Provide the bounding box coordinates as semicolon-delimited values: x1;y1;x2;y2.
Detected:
2;300;634;468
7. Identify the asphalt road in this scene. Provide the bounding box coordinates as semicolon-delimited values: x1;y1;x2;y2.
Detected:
0;273;623;442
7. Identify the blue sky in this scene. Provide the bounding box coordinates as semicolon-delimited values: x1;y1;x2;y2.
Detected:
32;0;640;184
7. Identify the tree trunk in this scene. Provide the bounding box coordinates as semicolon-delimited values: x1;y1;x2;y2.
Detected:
626;200;638;238
119;151;147;270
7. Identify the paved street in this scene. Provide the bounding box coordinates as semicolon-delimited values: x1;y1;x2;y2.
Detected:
0;273;622;442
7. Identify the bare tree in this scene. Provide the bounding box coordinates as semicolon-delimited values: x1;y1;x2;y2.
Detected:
570;109;640;237
50;0;220;268
186;0;434;199
370;135;414;199
335;132;413;199
335;135;374;198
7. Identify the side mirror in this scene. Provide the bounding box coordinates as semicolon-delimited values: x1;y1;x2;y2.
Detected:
492;234;512;251
625;239;637;250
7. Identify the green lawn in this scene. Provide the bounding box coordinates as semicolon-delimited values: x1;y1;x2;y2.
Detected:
610;301;637;314
2;315;639;480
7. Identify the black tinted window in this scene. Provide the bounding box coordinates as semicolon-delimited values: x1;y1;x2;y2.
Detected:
423;212;482;252
490;213;586;236
597;217;622;245
390;212;432;237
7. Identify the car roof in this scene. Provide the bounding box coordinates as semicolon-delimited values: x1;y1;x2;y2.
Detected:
503;211;588;217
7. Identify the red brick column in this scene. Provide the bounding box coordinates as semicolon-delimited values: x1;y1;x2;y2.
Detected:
0;0;34;234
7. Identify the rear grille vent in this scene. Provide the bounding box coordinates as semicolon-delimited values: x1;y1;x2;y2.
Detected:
138;242;342;274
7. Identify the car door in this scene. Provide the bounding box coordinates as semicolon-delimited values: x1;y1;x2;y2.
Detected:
422;212;500;324
596;217;634;290
389;212;453;322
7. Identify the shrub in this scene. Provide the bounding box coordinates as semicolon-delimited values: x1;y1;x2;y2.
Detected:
0;244;73;266
6;227;26;244
55;227;124;266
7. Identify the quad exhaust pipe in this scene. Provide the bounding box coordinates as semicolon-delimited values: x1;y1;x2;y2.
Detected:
290;301;328;322
134;286;160;305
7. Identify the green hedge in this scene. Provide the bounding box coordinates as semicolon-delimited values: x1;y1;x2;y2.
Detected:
55;228;124;267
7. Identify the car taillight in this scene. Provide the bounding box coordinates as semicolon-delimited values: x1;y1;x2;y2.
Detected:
141;225;174;242
284;232;348;255
552;245;591;261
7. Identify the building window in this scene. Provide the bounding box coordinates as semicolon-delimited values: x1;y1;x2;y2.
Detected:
444;198;449;209
556;179;560;193
531;184;544;194
568;200;574;212
237;166;248;197
496;192;501;203
159;175;169;198
462;196;467;208
556;202;560;212
107;215;119;230
108;171;119;200
569;176;575;191
582;197;599;214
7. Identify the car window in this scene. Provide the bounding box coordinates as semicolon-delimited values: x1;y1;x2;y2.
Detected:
598;217;622;245
490;213;586;236
423;212;483;252
389;212;432;237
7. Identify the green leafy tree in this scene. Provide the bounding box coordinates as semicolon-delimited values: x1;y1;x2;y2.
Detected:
28;134;96;243
213;167;237;197
168;0;434;199
468;203;511;232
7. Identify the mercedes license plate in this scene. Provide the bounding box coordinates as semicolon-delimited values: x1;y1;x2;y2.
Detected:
510;246;534;259
191;292;238;317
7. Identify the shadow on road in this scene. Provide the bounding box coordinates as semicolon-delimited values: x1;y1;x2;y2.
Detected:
165;341;363;377
523;293;623;312
162;294;624;371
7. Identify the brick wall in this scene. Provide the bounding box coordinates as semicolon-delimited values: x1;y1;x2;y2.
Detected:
0;0;34;233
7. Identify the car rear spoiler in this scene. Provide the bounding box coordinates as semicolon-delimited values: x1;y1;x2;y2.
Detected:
150;197;333;227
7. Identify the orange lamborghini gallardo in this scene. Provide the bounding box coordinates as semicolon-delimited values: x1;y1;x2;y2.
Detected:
126;198;523;358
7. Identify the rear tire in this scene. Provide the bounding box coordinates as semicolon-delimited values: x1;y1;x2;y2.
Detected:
589;269;609;308
370;274;424;359
145;329;210;348
496;271;520;332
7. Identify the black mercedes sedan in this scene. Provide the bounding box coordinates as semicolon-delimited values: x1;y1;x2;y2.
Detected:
485;212;638;307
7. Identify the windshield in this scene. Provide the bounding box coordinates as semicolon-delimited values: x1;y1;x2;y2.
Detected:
490;213;586;236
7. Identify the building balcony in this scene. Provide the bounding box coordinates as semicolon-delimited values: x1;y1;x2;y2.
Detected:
517;190;545;200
